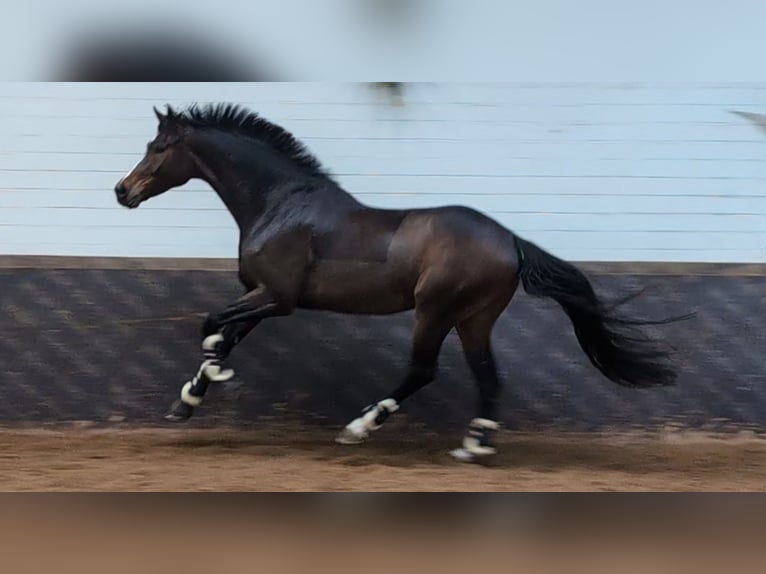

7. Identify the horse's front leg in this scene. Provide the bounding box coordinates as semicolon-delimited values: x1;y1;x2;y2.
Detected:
166;287;293;421
165;320;253;421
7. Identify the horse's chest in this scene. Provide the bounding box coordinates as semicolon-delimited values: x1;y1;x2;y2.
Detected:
237;266;260;290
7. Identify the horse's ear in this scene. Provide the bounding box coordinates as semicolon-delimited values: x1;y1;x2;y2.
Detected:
154;105;181;131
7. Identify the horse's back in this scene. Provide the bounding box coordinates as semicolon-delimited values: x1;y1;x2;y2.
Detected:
297;200;519;315
332;202;520;284
395;204;518;264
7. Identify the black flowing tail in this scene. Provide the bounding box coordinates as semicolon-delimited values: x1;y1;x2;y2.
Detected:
514;235;690;387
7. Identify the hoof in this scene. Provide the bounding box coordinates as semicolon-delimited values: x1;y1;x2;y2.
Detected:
165;399;194;422
449;447;496;464
335;427;367;445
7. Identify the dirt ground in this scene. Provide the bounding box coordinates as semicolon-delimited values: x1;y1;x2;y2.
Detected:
1;425;765;491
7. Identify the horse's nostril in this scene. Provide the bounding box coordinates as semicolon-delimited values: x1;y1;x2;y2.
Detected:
115;183;128;199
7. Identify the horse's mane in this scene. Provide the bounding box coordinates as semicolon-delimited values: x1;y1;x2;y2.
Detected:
170;103;333;181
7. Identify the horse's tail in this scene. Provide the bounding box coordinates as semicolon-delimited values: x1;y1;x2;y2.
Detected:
513;235;690;388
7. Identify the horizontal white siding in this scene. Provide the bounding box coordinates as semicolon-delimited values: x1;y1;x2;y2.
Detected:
1;82;765;261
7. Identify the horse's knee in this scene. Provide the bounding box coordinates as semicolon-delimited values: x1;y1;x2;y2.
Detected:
201;314;220;338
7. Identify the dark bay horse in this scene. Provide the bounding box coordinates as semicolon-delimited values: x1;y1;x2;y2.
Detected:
114;103;683;462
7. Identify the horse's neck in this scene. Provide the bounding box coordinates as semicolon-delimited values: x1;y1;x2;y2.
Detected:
188;131;358;232
188;135;288;229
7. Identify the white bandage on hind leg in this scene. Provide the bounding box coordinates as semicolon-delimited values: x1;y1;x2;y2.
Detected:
471;418;499;430
460;418;499;456
344;398;400;440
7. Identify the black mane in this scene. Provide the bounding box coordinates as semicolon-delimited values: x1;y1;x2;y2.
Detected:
172;103;333;181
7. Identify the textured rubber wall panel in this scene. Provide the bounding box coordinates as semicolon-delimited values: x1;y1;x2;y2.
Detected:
1;267;764;431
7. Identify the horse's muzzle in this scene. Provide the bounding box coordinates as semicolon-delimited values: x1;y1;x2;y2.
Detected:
114;182;139;208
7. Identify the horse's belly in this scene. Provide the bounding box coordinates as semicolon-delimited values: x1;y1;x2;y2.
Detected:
299;260;415;314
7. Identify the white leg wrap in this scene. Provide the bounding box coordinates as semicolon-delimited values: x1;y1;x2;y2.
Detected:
336;398;399;444
202;333;225;352
458;438;497;457
199;334;234;381
178;356;235;409
201;359;235;382
450;418;500;462
180;381;203;407
471;418;500;431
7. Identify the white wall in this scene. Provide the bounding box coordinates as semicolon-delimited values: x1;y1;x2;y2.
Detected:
1;82;765;262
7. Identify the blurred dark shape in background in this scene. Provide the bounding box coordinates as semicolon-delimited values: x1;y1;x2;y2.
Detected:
6;0;766;81
370;82;407;104
54;29;273;82
357;0;427;33
33;0;444;82
732;110;766;136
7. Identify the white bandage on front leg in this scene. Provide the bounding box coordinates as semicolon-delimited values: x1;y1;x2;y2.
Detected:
178;355;234;409
201;359;235;382
200;334;235;381
336;398;400;444
180;381;204;407
202;333;224;353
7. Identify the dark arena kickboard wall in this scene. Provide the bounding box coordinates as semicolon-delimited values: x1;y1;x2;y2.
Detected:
1;257;764;432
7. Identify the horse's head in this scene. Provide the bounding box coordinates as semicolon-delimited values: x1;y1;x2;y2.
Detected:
114;105;196;208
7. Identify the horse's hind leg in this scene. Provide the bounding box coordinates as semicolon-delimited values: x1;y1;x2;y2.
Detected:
450;298;511;462
336;309;453;444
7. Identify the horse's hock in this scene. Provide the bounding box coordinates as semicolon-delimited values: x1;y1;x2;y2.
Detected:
1;260;764;433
